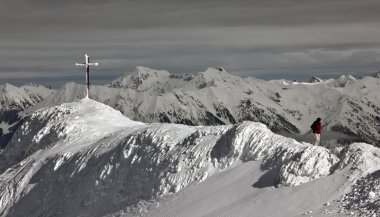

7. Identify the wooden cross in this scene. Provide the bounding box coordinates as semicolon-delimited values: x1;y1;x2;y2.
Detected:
76;54;98;98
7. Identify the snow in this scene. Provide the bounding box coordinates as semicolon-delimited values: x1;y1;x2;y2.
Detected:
0;99;380;217
0;122;16;135
339;170;380;217
30;98;142;146
336;143;380;180
130;162;350;217
309;76;324;83
109;66;171;91
1;67;380;216
22;66;378;148
0;83;55;148
0;83;54;111
2;67;379;150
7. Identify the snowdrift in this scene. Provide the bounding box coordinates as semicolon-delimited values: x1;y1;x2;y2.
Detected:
1;99;380;217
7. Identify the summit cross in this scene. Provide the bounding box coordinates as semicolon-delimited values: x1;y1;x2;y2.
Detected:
75;54;99;98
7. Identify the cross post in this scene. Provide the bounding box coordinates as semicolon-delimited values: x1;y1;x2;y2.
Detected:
76;54;99;98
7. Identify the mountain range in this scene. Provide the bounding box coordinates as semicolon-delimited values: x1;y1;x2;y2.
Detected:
1;67;380;216
1;67;379;148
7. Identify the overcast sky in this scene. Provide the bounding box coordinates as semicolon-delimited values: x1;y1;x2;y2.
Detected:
1;0;380;87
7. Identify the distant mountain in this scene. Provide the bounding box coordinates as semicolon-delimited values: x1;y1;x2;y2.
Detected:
374;71;380;78
2;67;379;148
328;74;357;87
309;76;323;83
0;83;54;148
39;67;301;133
35;67;379;147
0;99;379;217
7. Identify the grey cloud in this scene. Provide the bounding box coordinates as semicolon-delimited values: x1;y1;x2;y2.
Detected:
1;0;380;86
2;0;380;34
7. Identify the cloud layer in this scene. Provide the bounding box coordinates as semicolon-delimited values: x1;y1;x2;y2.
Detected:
1;0;380;86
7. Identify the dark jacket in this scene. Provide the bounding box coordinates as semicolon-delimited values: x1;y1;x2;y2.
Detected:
311;120;321;134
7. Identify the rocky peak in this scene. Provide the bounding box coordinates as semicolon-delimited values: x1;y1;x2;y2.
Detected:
374;71;380;78
329;75;357;87
309;76;323;83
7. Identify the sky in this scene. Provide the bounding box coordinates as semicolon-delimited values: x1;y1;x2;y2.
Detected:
1;0;380;87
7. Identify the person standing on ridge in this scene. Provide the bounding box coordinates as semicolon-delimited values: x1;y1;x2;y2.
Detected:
311;118;322;145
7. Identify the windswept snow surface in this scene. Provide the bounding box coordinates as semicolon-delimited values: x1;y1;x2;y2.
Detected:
1;99;380;217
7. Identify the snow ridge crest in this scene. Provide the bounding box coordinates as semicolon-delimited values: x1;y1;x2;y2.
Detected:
1;99;380;217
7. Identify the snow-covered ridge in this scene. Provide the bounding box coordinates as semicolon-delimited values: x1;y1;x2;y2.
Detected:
0;83;53;111
1;99;379;217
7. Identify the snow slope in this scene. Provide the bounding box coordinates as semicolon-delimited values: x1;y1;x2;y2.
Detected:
1;99;379;217
0;83;54;148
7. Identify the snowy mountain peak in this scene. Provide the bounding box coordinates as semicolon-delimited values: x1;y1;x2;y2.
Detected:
1;98;142;171
0;83;54;110
134;66;170;77
1;83;19;96
109;66;170;90
201;67;231;77
309;76;323;83
339;74;356;81
195;67;243;87
30;98;141;144
328;74;357;87
1;83;14;89
374;71;380;78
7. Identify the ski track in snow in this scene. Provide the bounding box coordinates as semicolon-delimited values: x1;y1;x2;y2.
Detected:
0;98;379;217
